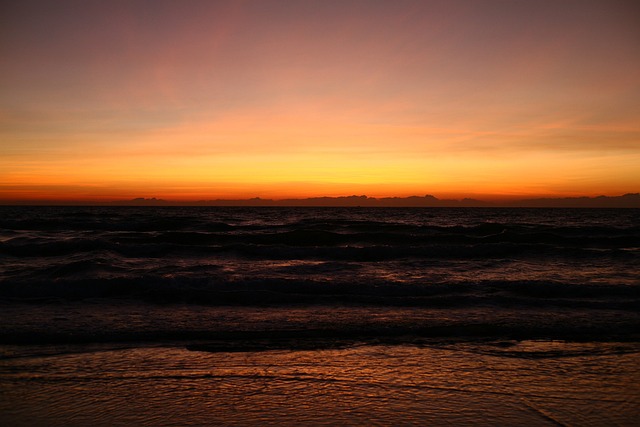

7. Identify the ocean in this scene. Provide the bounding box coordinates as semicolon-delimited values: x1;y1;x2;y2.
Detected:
1;206;639;425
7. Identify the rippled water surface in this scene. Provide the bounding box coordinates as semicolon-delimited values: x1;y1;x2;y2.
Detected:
1;207;639;308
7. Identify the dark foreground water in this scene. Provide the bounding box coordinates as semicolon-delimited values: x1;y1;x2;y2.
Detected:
1;207;639;425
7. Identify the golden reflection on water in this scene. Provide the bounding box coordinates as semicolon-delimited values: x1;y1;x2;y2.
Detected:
1;342;639;426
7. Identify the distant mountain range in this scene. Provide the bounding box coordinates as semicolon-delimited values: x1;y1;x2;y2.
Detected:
119;193;640;208
4;193;638;207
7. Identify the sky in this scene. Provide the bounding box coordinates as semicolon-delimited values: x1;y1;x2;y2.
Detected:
1;0;639;202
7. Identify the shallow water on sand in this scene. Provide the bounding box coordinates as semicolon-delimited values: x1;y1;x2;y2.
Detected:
1;342;639;426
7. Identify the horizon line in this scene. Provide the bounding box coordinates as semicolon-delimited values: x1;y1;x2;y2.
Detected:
1;193;638;208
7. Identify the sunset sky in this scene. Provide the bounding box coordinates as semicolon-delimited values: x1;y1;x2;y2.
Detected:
1;0;639;202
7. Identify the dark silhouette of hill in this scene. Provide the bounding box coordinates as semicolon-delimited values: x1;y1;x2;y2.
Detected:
498;193;640;208
119;193;639;207
2;194;638;207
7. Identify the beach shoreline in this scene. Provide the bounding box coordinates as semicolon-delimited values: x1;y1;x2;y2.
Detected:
2;341;639;426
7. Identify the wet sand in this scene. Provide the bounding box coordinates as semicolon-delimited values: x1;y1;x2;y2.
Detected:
1;342;639;426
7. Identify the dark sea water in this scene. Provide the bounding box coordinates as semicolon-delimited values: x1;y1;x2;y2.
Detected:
2;207;639;313
1;207;639;425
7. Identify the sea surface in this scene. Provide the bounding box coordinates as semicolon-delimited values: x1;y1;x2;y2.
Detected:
1;206;639;425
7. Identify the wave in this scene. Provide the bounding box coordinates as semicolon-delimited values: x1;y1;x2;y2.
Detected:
2;229;638;260
1;302;638;348
2;207;638;318
1;275;638;311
